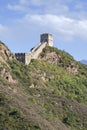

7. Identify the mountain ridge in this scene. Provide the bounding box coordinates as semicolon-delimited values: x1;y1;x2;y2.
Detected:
0;42;87;130
80;60;87;65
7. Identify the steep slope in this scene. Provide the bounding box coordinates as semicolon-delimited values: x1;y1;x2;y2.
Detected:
39;46;78;74
0;41;14;62
0;42;87;130
0;41;15;83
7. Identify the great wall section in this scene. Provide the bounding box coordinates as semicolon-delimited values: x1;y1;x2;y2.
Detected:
15;33;53;65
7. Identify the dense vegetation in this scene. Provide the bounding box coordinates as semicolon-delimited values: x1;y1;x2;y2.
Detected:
0;45;87;130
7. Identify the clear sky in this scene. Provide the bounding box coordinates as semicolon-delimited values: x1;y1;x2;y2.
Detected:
0;0;87;61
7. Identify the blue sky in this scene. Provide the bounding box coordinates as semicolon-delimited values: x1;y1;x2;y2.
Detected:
0;0;87;61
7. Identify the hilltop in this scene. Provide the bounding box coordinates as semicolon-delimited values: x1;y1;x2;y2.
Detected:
0;42;87;130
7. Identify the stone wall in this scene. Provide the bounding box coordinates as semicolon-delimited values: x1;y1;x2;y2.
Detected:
15;33;54;65
15;53;25;63
25;42;47;64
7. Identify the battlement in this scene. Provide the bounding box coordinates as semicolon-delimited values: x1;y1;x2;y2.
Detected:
15;33;54;64
15;53;25;63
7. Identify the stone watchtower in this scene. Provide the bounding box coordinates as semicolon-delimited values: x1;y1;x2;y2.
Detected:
40;33;53;46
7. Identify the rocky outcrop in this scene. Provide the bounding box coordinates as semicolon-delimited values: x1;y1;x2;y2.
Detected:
0;66;16;83
40;51;62;65
39;48;78;74
66;64;78;74
0;41;15;63
0;41;16;83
